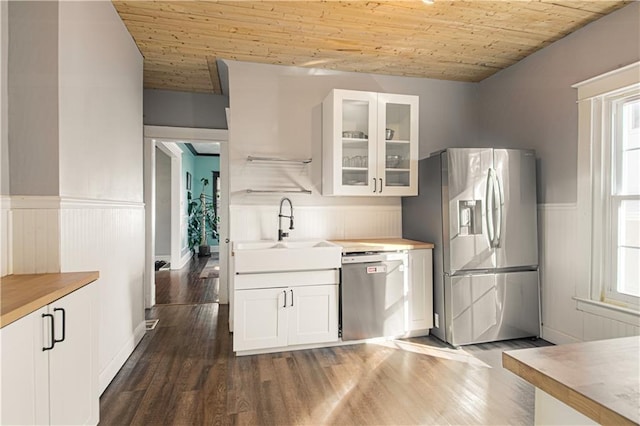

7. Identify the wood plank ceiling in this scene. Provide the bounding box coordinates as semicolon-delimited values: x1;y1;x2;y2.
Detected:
112;0;630;94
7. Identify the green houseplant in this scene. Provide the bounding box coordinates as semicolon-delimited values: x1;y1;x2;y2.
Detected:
188;177;219;256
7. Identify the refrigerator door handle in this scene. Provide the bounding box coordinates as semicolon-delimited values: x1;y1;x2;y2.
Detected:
485;168;495;246
494;172;503;247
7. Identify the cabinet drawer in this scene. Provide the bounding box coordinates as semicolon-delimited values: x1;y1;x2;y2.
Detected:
235;269;339;290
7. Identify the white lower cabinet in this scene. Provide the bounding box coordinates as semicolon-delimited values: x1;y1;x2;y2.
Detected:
0;282;99;425
233;287;288;352
408;249;434;333
287;285;338;346
0;307;49;425
234;284;339;353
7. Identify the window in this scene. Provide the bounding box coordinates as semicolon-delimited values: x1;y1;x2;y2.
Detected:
576;63;640;312
607;91;640;304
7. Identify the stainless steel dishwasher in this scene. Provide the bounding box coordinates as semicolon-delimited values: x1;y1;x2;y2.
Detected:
340;251;408;341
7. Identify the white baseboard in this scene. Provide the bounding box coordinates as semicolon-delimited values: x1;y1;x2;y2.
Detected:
173;250;192;270
155;255;170;262
541;325;581;345
99;320;146;395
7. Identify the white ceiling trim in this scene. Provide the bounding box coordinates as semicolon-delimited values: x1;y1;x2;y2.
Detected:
143;125;228;143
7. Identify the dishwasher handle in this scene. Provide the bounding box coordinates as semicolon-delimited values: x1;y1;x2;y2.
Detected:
342;251;407;264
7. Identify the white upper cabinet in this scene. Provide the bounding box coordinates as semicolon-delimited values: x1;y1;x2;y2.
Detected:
322;89;419;196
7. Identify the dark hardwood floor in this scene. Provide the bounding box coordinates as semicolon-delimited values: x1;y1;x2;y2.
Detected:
155;254;219;305
100;261;551;426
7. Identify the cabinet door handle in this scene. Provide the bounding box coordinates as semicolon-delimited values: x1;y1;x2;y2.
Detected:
283;290;287;308
290;289;294;307
42;313;55;351
379;178;383;193
53;308;66;344
373;178;377;193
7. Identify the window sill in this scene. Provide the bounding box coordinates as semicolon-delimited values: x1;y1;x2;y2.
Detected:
574;297;640;327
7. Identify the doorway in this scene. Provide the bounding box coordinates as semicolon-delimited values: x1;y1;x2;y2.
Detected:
143;126;229;309
154;146;171;267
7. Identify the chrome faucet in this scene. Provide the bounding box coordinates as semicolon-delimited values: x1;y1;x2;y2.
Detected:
278;197;294;241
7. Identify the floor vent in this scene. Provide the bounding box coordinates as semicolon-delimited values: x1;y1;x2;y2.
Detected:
155;260;170;271
145;319;159;330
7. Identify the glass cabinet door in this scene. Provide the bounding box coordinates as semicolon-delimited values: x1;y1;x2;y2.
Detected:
377;93;419;195
341;99;372;191
336;91;377;195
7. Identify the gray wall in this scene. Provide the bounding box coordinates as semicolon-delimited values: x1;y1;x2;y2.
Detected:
1;1;7;195
155;147;171;256
143;89;229;129
8;1;59;196
477;2;640;204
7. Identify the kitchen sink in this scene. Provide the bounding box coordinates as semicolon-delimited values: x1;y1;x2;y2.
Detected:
233;239;342;273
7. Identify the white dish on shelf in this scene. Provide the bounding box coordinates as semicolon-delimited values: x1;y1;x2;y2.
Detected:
342;130;366;139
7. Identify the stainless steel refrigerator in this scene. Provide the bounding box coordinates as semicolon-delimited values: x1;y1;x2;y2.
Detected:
402;148;540;346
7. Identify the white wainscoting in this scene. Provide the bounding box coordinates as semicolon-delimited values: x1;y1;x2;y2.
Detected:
537;204;583;343
582;311;639;341
10;196;61;274
58;199;146;395
5;195;146;395
538;203;640;344
230;204;402;242
0;196;12;276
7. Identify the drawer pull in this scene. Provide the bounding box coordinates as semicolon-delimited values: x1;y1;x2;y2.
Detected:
42;313;55;351
53;308;66;344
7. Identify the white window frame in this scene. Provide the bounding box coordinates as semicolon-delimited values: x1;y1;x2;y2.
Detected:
574;62;640;315
601;90;640;306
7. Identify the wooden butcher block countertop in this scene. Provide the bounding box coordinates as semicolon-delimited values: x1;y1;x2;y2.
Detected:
503;336;640;426
330;238;434;253
0;271;99;328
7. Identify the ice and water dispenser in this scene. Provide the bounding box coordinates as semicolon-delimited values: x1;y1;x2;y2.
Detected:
458;200;482;236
